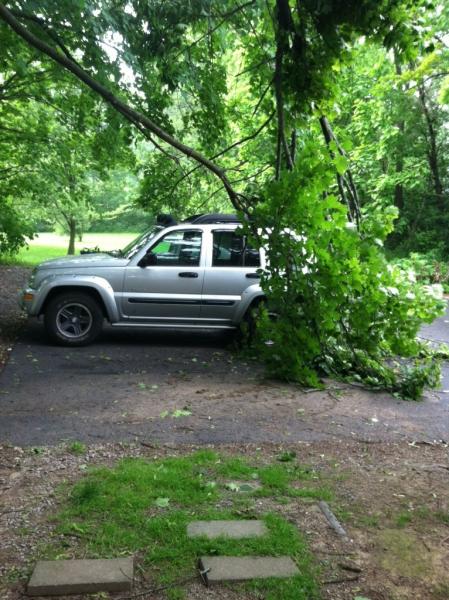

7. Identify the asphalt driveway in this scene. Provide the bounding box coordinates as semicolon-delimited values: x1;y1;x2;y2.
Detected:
1;308;449;446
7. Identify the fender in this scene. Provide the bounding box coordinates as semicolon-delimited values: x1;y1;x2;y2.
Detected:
232;283;265;325
29;274;120;322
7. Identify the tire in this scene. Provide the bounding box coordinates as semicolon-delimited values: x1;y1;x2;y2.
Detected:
238;299;266;346
44;292;103;346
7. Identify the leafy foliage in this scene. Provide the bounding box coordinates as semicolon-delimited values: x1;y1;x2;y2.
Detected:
334;28;449;255
0;197;34;254
246;137;444;399
392;252;449;292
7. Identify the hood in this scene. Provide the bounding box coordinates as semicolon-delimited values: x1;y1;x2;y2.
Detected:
38;253;129;270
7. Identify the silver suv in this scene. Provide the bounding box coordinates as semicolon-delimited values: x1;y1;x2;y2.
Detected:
19;214;265;345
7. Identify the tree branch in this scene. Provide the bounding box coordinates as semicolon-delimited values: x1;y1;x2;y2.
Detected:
274;1;294;176
0;3;243;211
252;78;274;116
165;111;275;198
10;9;81;65
176;0;256;59
319;115;361;226
235;56;274;78
215;111;275;160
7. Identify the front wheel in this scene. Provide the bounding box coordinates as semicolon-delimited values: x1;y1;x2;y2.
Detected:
44;292;103;346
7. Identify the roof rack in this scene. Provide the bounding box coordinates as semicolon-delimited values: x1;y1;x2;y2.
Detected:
184;213;240;224
156;214;178;227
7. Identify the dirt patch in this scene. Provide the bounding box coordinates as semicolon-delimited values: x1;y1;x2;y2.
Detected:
0;266;30;372
1;441;448;600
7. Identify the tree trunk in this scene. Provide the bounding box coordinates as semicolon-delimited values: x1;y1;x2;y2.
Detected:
394;52;404;211
418;84;444;207
67;218;76;255
273;0;294;179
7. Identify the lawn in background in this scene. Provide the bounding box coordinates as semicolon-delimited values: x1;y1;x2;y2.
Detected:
6;232;140;267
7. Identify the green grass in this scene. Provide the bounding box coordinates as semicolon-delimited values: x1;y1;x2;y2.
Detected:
2;232;139;267
66;441;87;456
396;511;413;528
50;451;324;599
432;583;449;599
393;506;449;529
1;244;68;266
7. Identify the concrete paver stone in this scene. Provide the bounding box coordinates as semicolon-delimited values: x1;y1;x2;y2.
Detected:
199;556;299;584
27;557;133;596
188;520;268;539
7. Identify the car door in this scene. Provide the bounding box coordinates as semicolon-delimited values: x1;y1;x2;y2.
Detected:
200;229;261;324
122;228;204;322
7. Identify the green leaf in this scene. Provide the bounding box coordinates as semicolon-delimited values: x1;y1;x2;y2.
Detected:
225;482;240;492
334;154;348;175
172;408;192;417
154;497;170;508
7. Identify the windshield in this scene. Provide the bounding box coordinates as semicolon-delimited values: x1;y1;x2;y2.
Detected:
121;227;160;259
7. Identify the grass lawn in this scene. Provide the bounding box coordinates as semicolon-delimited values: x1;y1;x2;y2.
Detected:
3;232;140;267
45;450;327;599
3;442;449;599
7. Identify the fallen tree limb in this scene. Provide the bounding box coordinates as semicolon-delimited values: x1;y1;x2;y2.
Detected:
318;500;349;539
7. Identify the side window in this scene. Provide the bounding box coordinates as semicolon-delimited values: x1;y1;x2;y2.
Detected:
213;231;243;267
244;244;261;267
212;231;260;267
150;230;202;266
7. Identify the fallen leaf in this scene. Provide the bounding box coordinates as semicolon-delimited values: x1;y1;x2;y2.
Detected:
277;451;296;462
225;482;240;492
154;497;170;508
172;409;192;418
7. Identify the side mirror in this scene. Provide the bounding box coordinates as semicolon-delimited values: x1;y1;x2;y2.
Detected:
138;251;157;268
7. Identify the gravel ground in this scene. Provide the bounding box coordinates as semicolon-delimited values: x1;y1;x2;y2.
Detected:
0;266;30;372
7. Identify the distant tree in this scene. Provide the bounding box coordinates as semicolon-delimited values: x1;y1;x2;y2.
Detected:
0;17;133;253
334;33;449;255
88;169;148;233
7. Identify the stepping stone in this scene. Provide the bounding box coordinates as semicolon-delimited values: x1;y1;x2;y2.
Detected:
27;557;133;596
188;520;268;539
198;556;299;584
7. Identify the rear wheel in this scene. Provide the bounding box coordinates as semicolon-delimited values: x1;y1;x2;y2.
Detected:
238;299;266;346
44;292;103;346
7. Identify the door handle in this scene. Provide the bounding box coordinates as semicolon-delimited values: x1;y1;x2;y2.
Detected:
246;273;260;279
178;272;199;278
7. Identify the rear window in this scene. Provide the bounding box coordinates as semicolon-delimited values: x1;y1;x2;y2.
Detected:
212;231;260;267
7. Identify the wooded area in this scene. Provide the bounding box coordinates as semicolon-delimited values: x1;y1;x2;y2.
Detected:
1;0;448;396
